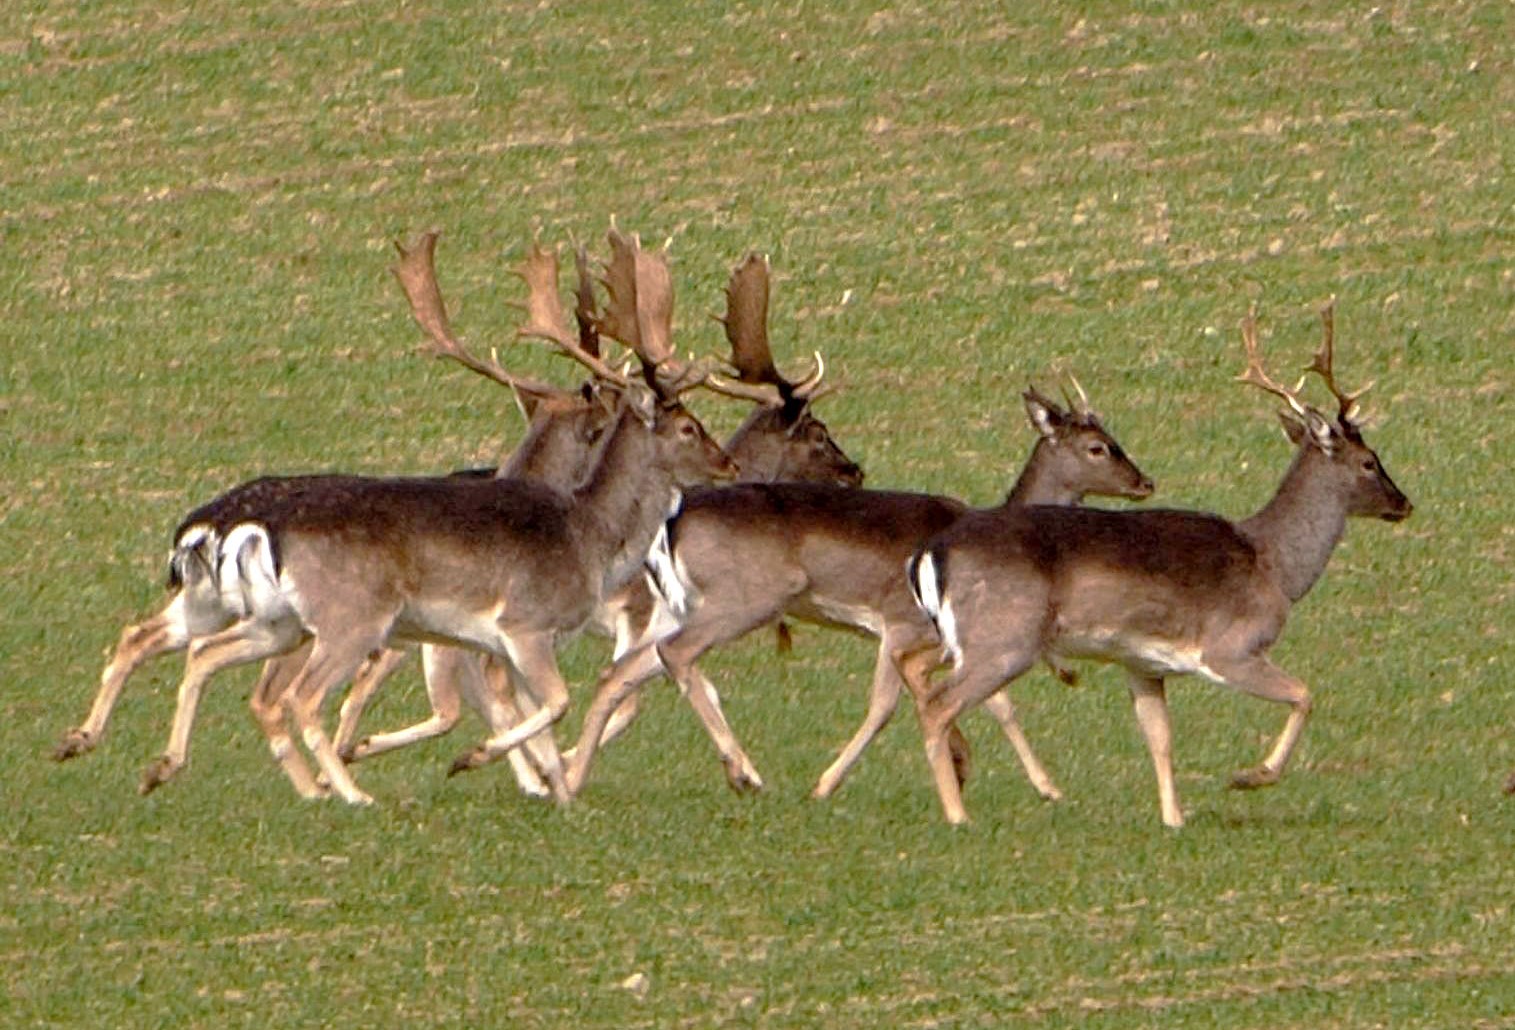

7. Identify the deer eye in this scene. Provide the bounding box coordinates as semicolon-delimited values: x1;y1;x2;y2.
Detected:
678;422;699;439
1360;457;1377;473
1087;442;1108;458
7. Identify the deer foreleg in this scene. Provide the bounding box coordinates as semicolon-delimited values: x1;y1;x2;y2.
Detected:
332;647;412;760
981;690;1062;802
1207;654;1312;791
448;632;570;802
1126;673;1182;828
562;642;665;797
813;637;908;799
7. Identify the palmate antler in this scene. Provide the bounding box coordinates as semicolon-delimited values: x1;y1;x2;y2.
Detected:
391;231;566;401
513;243;629;388
1302;298;1373;426
704;252;828;406
595;226;711;401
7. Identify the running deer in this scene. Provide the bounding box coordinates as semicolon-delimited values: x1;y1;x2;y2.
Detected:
52;231;614;796
909;302;1411;828
336;247;862;777
73;228;736;806
561;383;1153;800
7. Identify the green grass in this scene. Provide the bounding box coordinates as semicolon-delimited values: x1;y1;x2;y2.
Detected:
4;0;1513;1025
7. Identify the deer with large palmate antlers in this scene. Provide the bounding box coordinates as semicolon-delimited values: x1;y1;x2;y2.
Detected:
53;231;614;797
335;245;862;777
909;302;1411;828
562;382;1154;801
75;227;737;806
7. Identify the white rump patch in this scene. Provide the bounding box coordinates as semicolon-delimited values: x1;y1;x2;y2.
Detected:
646;520;696;620
911;551;960;666
216;523;286;621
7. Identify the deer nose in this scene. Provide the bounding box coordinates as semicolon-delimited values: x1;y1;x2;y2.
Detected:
1130;476;1156;499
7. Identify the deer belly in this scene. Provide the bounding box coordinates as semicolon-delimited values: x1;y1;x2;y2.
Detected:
1052;632;1223;682
788;594;884;636
391;601;509;653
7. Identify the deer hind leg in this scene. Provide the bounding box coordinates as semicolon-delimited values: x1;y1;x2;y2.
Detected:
891;639;974;794
1204;653;1312;791
1126;673;1183;828
448;630;570;803
921;643;1039;826
331;647;412;761
247;641;327;799
57;598;207;761
138;617;304;794
562;641;667;798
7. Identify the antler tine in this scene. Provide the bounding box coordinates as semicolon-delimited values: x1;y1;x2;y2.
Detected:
515;243;628;389
389;231;560;398
1302;296;1372;424
572;243;601;360
1059;373;1097;420
1235;304;1310;418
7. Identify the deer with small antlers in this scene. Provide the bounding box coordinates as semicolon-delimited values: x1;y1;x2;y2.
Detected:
562;380;1154;801
909;302;1411;828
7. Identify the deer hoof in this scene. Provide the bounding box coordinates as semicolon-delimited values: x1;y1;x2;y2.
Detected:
52;729;95;762
723;760;764;794
447;749;484;778
338;739;365;764
1503;770;1515;796
1229;765;1280;791
138;755;179;795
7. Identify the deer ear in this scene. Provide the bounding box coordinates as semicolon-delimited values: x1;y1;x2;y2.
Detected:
511;383;543;419
1276;411;1307;446
1303;409;1337;454
1023;391;1065;440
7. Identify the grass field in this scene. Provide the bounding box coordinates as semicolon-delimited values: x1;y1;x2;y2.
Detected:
4;1;1513;1025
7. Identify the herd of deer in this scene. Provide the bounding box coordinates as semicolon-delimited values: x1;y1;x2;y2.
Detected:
54;224;1418;829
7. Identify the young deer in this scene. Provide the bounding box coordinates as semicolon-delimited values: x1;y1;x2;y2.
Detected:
562;385;1153;800
338;247;861;777
910;303;1411;828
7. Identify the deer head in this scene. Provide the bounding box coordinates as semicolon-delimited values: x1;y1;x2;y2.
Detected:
1238;302;1411;523
1015;384;1154;503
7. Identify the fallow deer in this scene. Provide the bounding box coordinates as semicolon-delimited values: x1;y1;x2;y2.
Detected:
562;385;1153;800
337;247;862;776
78;228;737;806
909;302;1411;828
52;231;613;797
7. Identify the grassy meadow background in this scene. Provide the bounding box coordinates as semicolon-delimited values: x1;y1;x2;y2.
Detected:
3;1;1512;1025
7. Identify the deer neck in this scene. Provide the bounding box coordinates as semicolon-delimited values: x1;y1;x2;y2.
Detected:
570;408;681;596
1003;439;1084;507
1238;447;1348;603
